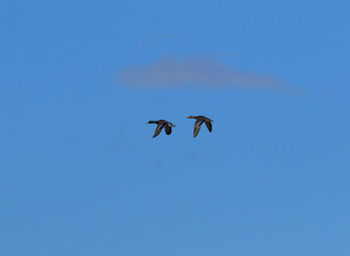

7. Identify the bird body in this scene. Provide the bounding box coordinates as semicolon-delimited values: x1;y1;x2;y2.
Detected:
187;115;213;137
146;120;175;138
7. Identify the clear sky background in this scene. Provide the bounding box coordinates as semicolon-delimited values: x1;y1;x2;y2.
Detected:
1;0;350;255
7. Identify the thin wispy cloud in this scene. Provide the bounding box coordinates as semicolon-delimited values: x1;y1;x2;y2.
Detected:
119;57;289;90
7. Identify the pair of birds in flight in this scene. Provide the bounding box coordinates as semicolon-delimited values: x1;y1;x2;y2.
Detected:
146;115;213;138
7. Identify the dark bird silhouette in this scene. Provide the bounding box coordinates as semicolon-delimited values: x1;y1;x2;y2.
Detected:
187;115;213;137
146;120;176;138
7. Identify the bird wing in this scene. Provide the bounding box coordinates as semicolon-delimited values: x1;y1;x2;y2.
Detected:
165;125;172;135
205;121;212;132
153;123;165;137
193;120;204;137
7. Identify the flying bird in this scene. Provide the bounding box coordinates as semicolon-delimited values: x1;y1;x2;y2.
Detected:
146;120;176;138
187;115;213;137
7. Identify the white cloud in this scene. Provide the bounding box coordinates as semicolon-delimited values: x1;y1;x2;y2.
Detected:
119;57;288;89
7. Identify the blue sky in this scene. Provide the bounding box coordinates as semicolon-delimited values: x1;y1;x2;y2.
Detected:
1;0;350;255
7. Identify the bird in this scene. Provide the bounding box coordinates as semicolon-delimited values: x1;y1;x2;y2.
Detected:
146;120;176;138
187;115;213;137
